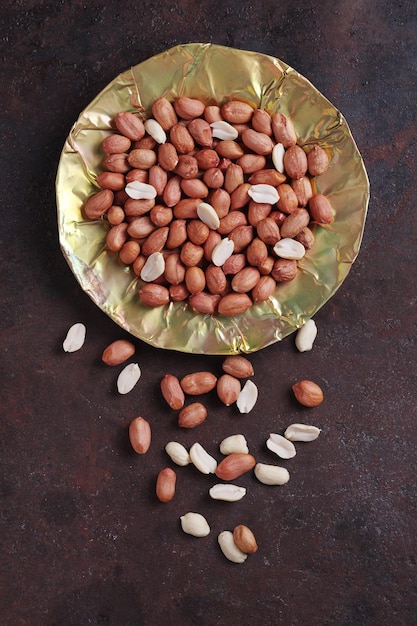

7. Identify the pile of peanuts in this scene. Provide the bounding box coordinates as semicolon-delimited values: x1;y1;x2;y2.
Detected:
83;96;333;316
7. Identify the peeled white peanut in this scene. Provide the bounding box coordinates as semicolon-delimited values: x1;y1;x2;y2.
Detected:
165;441;190;466
125;181;157;200
273;238;306;260
284;423;321;442
144;118;167;144
209;484;246;502
180;512;210;537
117;363;141;394
197;202;221;230
248;184;279;204
272;142;285;173
220;434;249;455
189;442;217;474
266;433;296;459
63;323;86;352
218;530;248;563
236;380;258;414
295;319;318;352
254;463;290;486
140;251;165;282
211;237;235;267
210;120;239;140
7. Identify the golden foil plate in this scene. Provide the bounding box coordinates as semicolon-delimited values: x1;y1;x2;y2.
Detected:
56;43;370;355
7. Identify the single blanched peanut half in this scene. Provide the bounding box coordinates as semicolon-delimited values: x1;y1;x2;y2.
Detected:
274;238;306;260
220;434;249;455
284;423;321;442
209;483;247;502
129;416;151;454
189;442;217;474
63;323;86;352
165;441;191;466
236;380;258;413
140;251;165;282
180;512;210;537
295;319;317;352
248;184;279;204
197;202;220;229
125;181;157;200
211;237;235;266
254;463;290;486
210;120;239;140
143;118;167;144
266;433;296;459
117;363;141;394
218;531;248;563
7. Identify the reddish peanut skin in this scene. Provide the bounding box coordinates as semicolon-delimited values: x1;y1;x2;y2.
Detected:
129;416;151;454
180;372;217;395
160;374;185;410
102;339;135;366
178;402;207;428
292;380;324;407
156;468;176;502
222;355;254;378
215;453;256;480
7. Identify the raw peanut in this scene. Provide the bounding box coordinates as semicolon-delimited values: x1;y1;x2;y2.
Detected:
63;323;86;353
174;154;199;179
166;219;187;249
271;258;298;282
141;226;169;256
195;148;220;170
249;169;286;186
164;253;186;285
127;216;155;238
217;374;241;406
222;355;254;378
222;253;246;275
308;194;334;224
134;135;157;150
254;463;290;486
180;241;204;267
165;441;190;466
185;266;206;295
203;167;224;189
181;178;209;199
169;283;190;302
292;380;324;407
204;105;222;123
174;96;206;119
144;118;166;144
161;374;185;410
180;512;211;537
170;124;195;154
283;145;308;180
284;423;321;442
221;101;254;124
280;208;311;239
117;363;141;394
180;371;217;395
218;293;252;316
215;140;245;160
218;211;247;235
187;219;209;245
203;229;222;261
307;144;329;176
178;402;208;428
273;238;306;260
212;237;235;266
295;226;315;250
138;283;170;307
187;118;213;147
252;275;276;302
140;251;165;281
158;142;179;171
237;153;266;174
224;163;244;194
152;97;178;131
132;255;146;276
241;129;274;155
229;225;254;253
230;183;251;209
233;525;258;554
173;197;201;219
258;255;275;275
124;198;155;217
84;189;114;219
215;453;256;481
209;188;231;218
205;265;227;295
115;111;145;141
125;181;157;200
246;237;268;267
156;467;176;502
127;148;157;170
209;484;246;502
291;176;313;207
96;172;125;190
163;175;182;207
267;433;296;459
189;291;221;314
106;223;128;252
189;442;217;474
276;183;298;214
148;165;168;196
231;267;261;293
102;339;135;366
107;205;125;225
248;183;279;205
256;217;281;245
197;202;221;230
102;133;132;154
129;416;151;454
220;434;249;455
236;380;258;413
248;202;272;227
218;531;248;564
272;142;285;173
102;153;130;174
252;109;273;135
210;120;239;140
126;169;148;183
295;319;318;352
149;204;173;227
271;112;297;148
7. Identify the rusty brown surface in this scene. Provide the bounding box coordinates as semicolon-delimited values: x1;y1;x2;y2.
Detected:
0;1;416;624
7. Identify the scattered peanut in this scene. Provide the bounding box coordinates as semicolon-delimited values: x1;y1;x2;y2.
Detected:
63;323;86;353
233;525;258;554
129;416;151;454
284;423;321;442
218;530;248;563
116;363;141;394
156;467;177;502
292;380;324;407
102;339;135;366
295;319;317;352
180;512;210;537
209;484;247;502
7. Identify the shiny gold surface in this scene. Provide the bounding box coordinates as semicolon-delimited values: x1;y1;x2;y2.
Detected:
56;43;369;354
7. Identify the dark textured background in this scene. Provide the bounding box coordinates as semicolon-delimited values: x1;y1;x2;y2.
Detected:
1;1;416;625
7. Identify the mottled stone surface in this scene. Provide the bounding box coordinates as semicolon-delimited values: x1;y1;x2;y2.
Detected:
1;1;416;625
